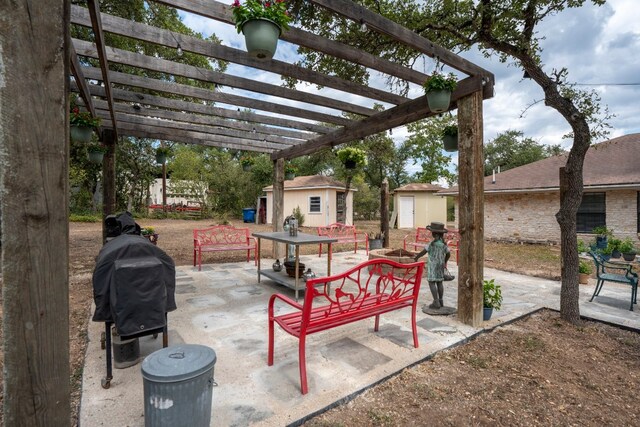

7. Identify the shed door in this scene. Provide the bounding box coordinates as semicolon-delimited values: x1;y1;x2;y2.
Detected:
398;196;414;228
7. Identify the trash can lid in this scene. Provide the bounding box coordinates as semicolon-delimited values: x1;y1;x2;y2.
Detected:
141;344;216;383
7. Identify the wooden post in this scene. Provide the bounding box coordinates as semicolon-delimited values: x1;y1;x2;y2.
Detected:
0;1;71;424
456;91;484;327
381;178;389;247
162;161;167;212
101;129;117;242
272;158;285;259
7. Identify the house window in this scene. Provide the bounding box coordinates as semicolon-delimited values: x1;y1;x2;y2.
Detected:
309;196;321;213
576;192;605;233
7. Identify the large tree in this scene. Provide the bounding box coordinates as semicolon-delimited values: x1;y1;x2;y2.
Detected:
291;0;612;323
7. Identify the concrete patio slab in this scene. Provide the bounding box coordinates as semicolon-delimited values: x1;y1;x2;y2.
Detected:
79;252;640;426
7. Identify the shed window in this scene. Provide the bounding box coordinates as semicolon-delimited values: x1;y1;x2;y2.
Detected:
309;196;321;213
576;192;605;233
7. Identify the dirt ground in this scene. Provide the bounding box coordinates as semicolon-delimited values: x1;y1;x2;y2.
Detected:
2;218;639;425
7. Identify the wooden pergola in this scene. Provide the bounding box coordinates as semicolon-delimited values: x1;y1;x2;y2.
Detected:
1;0;492;423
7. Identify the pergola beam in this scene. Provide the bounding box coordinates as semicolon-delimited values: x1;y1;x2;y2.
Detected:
69;43;96;118
87;0;118;140
276;76;484;159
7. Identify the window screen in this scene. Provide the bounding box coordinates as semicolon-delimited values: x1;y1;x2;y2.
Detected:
309;196;321;213
576;192;605;233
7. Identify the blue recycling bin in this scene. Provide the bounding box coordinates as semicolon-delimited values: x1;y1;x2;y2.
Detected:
242;208;256;223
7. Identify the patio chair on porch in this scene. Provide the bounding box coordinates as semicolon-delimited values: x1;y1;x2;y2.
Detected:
588;251;638;311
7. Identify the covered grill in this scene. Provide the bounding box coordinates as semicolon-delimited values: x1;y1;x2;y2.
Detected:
92;212;176;388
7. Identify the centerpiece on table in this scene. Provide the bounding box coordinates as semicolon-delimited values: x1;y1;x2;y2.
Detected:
423;71;457;113
70;97;101;143
232;0;292;59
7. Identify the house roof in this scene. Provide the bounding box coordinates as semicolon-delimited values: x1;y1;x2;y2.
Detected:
393;183;446;193
263;175;352;192
439;133;640;195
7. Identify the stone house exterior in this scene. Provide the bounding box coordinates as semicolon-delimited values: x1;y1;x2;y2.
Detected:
263;175;356;227
439;134;640;244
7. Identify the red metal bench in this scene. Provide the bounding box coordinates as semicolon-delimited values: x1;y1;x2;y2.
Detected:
317;222;368;256
193;225;257;271
268;258;424;394
403;227;431;251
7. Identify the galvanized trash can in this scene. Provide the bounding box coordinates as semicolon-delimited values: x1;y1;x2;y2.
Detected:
141;344;216;427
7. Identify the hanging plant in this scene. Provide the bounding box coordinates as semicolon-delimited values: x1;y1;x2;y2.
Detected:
155;146;172;164
232;0;292;59
240;155;255;171
423;72;457;113
442;125;458;152
70;95;101;143
87;143;108;164
336;146;367;170
285;164;297;180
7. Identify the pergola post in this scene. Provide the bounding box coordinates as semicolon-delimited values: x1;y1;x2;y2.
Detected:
456;91;485;327
272;158;285;259
381;178;390;247
101;129;117;242
0;0;71;424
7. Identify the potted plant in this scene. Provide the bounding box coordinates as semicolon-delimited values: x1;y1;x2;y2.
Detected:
231;0;292;59
422;71;457;113
608;237;622;258
598;244;613;261
578;260;592;284
70;99;101;143
482;278;502;321
155;146;172;164
619;237;637;261
240;155;255;171
577;239;589;256
442;124;458;152
369;232;383;250
141;226;159;245
336;146;367;170
592;226;612;249
285;164;297;180
87;142;108;164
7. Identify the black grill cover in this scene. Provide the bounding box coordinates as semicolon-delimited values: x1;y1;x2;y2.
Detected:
92;234;176;337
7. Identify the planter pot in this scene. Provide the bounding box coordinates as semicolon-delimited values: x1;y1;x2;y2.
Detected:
241;18;281;59
600;253;611;262
285;172;295;180
578;272;590;285
483;307;493;321
426;90;451;113
623;252;637;262
443;134;458;152
70;125;93;143
88;150;105;164
611;250;621;259
344;159;357;169
596;236;607;249
156;154;167;164
369;239;382;250
242;164;252;172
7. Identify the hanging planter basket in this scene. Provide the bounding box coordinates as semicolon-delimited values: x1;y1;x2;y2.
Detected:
156;154;167;164
344;159;357;170
241;18;281;59
70;125;94;143
285;172;295;180
443;134;458;152
426;90;452;113
88;150;105;164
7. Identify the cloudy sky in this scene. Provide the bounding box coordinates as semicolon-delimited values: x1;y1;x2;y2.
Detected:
179;0;639;167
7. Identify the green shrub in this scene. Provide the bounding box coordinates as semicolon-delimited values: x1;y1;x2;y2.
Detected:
292;206;305;227
69;213;101;222
579;260;592;274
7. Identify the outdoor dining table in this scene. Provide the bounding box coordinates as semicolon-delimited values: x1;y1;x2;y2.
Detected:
252;231;337;301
